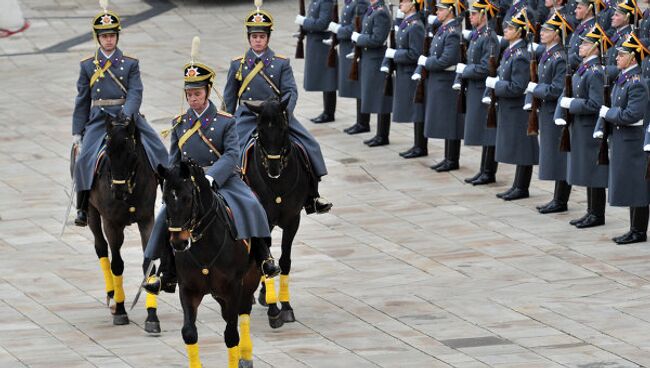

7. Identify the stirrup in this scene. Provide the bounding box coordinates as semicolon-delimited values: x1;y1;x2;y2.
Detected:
314;197;332;214
143;276;161;295
261;258;281;279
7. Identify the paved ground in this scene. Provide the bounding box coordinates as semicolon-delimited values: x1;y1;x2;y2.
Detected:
2;0;650;367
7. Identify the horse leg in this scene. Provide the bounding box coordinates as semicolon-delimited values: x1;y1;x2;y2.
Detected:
180;287;203;368
103;220;128;325
88;204;114;309
256;226;274;307
238;264;261;368
279;216;300;323
222;283;242;368
137;216;160;335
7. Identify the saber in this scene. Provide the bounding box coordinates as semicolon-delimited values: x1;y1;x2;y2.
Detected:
130;260;155;310
59;144;79;239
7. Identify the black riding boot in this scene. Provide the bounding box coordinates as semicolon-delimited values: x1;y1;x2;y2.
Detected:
538;180;571;214
436;139;460;172
251;238;281;278
500;165;531;201
574;187;606;228
345;99;371;134
614;206;649;244
472;146;497;185
401;122;428;159
311;91;337;123
364;113;390;147
74;190;90;227
464;146;486;182
304;176;333;215
143;243;177;295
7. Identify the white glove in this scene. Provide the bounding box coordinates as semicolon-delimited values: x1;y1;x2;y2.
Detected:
428;14;436;25
531;42;540;50
328;22;341;33
345;51;355;59
351;32;360;42
555;118;567;126
560;97;574;109
205;175;214;187
412;73;422;80
322;38;333;46
497;35;503;43
485;76;499;89
456;63;466;73
525;82;537;94
394;25;400;32
380;65;390;73
593;130;604;139
396;9;405;18
523;102;532;111
385;48;396;59
482;96;492;105
644;144;650;152
72;134;82;146
444;65;456;71
452;82;461;90
599;106;609;119
418;55;428;66
294;15;306;25
462;29;472;40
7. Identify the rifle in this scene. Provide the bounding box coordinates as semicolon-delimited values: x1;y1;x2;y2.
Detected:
295;0;306;59
327;0;340;68
486;28;498;128
384;2;396;96
559;19;573;152
457;11;468;114
414;5;435;103
348;6;362;80
597;42;611;165
527;22;541;136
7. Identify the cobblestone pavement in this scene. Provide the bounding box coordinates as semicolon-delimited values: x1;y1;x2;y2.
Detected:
2;1;650;367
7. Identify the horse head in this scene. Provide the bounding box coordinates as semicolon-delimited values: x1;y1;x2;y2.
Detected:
245;97;291;179
158;161;210;252
105;113;138;201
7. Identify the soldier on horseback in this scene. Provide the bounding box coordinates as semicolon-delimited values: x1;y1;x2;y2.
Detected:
72;0;168;226
223;2;333;215
142;39;281;294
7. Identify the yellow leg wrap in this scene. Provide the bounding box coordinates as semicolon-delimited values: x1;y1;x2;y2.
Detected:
145;292;157;309
264;277;278;305
99;257;114;294
112;273;125;303
186;343;201;368
227;346;240;368
239;314;253;361
279;274;290;303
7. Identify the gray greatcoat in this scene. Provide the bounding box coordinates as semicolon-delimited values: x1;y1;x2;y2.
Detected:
493;40;539;165
604;25;633;81
355;0;393;114
336;0;370;98
553;56;608;188
223;48;327;178
595;65;650;206
461;25;498;146
423;18;463;140
531;43;567;180
303;0;337;92
567;17;596;71
72;48;168;192
143;101;271;260
389;13;424;122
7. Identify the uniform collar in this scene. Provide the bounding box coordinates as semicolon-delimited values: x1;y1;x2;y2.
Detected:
616;65;640;84
540;43;560;63
97;48;123;66
188;100;217;128
577;55;599;75
245;48;276;68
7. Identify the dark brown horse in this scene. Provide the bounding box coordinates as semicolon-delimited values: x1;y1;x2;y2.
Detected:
87;113;160;332
243;98;311;327
157;161;260;368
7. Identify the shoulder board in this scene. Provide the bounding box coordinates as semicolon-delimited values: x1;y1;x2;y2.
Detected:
174;113;187;124
80;55;94;62
588;65;603;73
232;55;244;61
217;110;233;118
123;54;138;60
630;75;642;83
274;54;288;59
552;51;564;60
446;25;457;32
514;48;524;56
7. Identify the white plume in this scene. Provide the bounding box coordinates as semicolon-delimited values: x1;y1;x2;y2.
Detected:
190;36;200;63
254;0;263;10
99;0;109;12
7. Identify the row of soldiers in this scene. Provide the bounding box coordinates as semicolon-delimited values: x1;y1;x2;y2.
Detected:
295;0;650;245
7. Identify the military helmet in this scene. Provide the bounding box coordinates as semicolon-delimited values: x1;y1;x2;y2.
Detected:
542;10;573;40
576;0;608;14
615;0;642;20
437;0;466;16
183;37;215;90
470;0;498;20
506;9;535;35
618;32;650;64
580;23;613;54
246;0;274;34
92;0;121;36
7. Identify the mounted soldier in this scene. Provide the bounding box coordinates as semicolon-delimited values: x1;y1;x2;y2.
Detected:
223;2;332;215
72;0;168;226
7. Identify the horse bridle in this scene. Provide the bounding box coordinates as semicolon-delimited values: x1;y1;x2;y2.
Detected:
255;111;291;178
106;120;138;194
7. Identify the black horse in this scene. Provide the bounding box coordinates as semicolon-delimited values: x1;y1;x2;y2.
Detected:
157;161;260;368
243;98;311;326
86;113;160;332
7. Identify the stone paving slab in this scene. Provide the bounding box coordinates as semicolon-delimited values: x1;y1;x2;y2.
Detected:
3;0;650;367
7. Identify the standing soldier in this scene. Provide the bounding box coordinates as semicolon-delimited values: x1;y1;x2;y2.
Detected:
486;9;538;200
383;0;426;158
418;0;464;169
604;0;638;81
595;32;650;244
295;0;338;123
567;0;599;71
327;0;371;134
528;11;571;213
72;1;168;226
554;24;609;228
351;0;394;146
457;0;500;185
223;3;333;214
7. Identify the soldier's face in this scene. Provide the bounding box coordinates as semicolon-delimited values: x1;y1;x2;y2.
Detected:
575;3;590;20
578;40;597;58
540;27;557;45
616;50;635;69
399;0;415;13
98;33;117;52
611;11;628;28
437;7;451;22
469;11;483;27
503;25;519;41
249;32;269;53
185;87;208;111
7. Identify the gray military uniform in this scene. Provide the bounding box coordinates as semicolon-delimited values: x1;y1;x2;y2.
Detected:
493;40;539;165
605;25;633;81
72;48;168;192
389;12;424;122
423;18;463;140
567;17;596;71
303;0;337;92
336;0;370;98
223;48;327;178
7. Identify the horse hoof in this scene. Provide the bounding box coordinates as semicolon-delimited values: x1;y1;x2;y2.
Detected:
144;321;161;335
257;292;268;307
268;311;284;329
280;309;295;323
239;359;254;368
113;314;129;326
